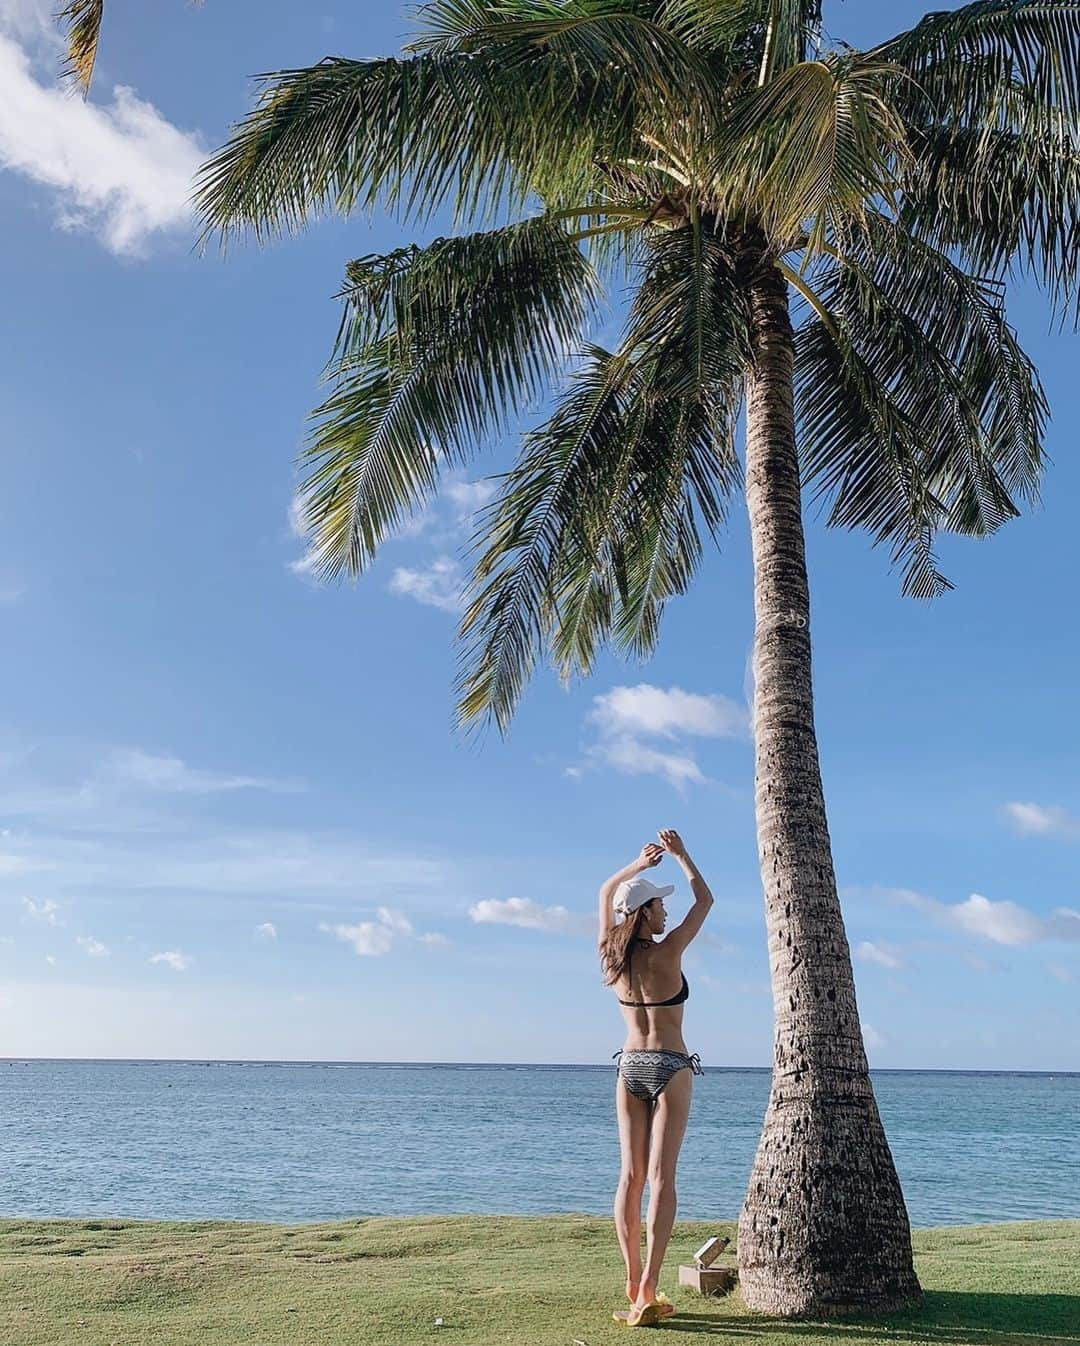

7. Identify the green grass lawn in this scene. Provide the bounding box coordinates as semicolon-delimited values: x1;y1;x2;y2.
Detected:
1;1216;1077;1346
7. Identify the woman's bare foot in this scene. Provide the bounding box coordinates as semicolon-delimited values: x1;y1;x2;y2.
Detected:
633;1277;658;1311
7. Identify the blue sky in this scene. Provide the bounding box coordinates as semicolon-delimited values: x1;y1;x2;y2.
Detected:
0;0;1076;1069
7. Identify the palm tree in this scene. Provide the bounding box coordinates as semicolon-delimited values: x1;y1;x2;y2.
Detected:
196;0;1079;1317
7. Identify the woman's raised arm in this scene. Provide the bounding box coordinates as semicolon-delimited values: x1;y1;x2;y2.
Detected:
597;843;664;943
658;830;714;955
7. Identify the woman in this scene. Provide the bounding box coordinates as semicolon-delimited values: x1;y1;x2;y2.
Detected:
598;828;714;1327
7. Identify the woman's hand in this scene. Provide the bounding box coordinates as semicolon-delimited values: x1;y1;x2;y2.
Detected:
658;828;688;859
637;842;664;870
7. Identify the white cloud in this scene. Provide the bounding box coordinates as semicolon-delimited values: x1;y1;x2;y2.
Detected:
949;894;1045;947
856;884;1080;949
317;905;441;957
589;684;749;741
855;940;904;970
444;477;496;520
419;931;450;947
0;0;60;47
0;31;203;256
862;1023;887;1051
1005;801;1080;839
106;749;296;795
1046;962;1072;983
468;896;588;935
45;953;55;965
388;556;465;614
591;736;707;791
255;922;277;938
288;549;319;581
285;495;322;580
287;493;309;540
376;907;413;937
569;683;750;791
389;510;437;541
76;935;108;957
149;950;191;972
22;896;62;925
294;470;489;598
319;920;394;958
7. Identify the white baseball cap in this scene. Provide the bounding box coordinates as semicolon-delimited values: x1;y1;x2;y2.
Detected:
613;875;675;917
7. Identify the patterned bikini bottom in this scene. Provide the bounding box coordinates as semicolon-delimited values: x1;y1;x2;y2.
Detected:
613;1048;704;1102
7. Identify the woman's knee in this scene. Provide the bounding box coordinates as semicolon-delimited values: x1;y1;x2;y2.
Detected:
618;1167;647;1197
647;1171;677;1200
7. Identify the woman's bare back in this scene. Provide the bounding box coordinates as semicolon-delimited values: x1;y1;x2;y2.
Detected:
614;939;689;1052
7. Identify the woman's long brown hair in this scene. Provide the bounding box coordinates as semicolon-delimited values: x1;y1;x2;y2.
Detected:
599;904;652;988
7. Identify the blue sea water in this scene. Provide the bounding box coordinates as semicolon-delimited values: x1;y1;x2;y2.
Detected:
1;1061;1077;1227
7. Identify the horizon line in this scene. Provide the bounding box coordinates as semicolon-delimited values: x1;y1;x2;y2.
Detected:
3;1057;1078;1075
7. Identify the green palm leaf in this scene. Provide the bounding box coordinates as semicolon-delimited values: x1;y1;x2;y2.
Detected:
796;218;1049;597
456;222;747;731
712;54;911;254
901;93;1080;318
197;2;718;242
658;0;765;50
295;218;599;581
454;351;630;734
874;3;1080;317
878;1;1080;125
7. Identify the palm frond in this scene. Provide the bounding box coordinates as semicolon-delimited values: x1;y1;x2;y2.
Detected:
414;0;708;96
294;218;599;581
758;0;822;78
659;0;765;51
454;351;631;735
873;3;1080;319
796;217;1049;597
877;0;1080;126
413;0;729;197
455;222;748;733
195;2;719;242
712;54;911;254
58;0;104;95
620;219;748;534
196;55;515;239
900;90;1080;321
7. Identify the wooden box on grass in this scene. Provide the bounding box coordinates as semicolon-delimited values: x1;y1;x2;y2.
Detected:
678;1263;738;1296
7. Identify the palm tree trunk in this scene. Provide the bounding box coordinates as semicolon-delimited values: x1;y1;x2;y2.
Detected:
735;259;922;1316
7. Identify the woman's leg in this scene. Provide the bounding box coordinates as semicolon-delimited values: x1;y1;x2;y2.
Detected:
614;1076;651;1301
635;1067;693;1309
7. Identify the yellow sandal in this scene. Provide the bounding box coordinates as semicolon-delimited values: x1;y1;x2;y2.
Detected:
613;1295;673;1328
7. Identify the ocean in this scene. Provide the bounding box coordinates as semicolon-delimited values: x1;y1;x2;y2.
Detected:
2;1060;1077;1227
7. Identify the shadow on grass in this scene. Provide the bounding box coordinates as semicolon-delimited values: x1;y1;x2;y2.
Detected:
667;1292;1080;1344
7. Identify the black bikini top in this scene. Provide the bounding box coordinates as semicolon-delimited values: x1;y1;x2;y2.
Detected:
617;941;690;1008
617;973;689;1008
